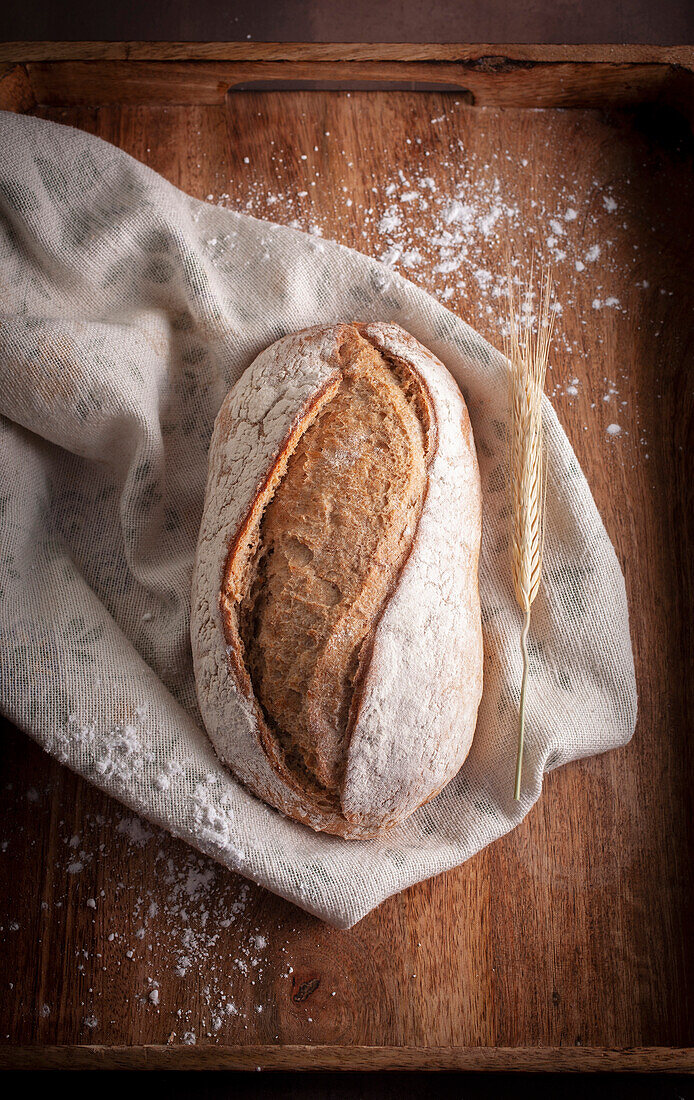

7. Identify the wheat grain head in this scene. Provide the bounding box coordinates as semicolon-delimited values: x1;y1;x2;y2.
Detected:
505;259;554;799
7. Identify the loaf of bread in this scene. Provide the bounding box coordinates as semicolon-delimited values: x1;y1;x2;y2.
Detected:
191;322;483;838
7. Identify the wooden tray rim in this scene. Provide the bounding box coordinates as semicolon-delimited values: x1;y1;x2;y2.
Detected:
1;40;692;1070
1;1044;694;1072
1;42;693;67
5;43;694;116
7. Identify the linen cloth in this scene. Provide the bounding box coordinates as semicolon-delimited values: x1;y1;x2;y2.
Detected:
0;111;637;928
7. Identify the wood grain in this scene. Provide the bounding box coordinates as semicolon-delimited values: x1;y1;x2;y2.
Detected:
0;43;692;64
13;60;692;114
0;62;35;111
0;58;693;1069
2;1044;694;1071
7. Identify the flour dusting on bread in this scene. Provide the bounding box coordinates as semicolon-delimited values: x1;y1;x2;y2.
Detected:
191;323;483;838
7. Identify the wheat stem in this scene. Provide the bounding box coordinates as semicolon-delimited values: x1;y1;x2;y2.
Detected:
514;602;532;801
506;258;554;802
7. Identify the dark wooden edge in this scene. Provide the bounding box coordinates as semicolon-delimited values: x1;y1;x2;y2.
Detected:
1;42;693;120
0;43;693;65
2;54;694;119
0;1045;693;1071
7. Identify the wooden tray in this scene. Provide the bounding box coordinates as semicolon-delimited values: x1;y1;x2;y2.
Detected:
0;43;692;1073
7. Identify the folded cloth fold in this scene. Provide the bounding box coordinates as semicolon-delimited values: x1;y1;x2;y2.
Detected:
0;111;636;928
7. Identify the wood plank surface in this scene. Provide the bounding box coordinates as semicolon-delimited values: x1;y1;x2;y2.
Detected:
19;59;688;113
2;45;691;126
0;78;693;1065
0;42;692;64
2;1044;694;1072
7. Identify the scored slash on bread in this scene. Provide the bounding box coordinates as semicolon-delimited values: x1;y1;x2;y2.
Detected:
191;322;483;838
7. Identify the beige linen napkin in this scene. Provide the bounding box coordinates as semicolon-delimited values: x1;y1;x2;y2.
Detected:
0;111;636;928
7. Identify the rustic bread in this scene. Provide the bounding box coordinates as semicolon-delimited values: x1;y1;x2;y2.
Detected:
191;322;483;838
241;331;428;796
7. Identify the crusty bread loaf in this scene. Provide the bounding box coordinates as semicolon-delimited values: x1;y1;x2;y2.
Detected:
240;331;428;797
191;322;483;838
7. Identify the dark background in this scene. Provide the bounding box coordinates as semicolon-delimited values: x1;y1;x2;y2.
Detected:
2;1072;694;1094
2;0;693;1091
0;0;693;44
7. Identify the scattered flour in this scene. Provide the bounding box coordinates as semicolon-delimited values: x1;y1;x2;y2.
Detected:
203;112;648;404
117;816;154;845
2;780;285;1044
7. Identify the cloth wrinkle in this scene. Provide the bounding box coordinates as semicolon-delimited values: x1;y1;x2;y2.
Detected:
0;111;637;928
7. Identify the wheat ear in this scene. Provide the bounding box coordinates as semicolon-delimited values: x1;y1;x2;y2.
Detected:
505;261;554;801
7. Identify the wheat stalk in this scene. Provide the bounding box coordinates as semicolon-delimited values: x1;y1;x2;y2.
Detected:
505;260;554;801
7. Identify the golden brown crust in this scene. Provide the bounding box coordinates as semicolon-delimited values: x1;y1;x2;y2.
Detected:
221;328;432;824
193;321;483;839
